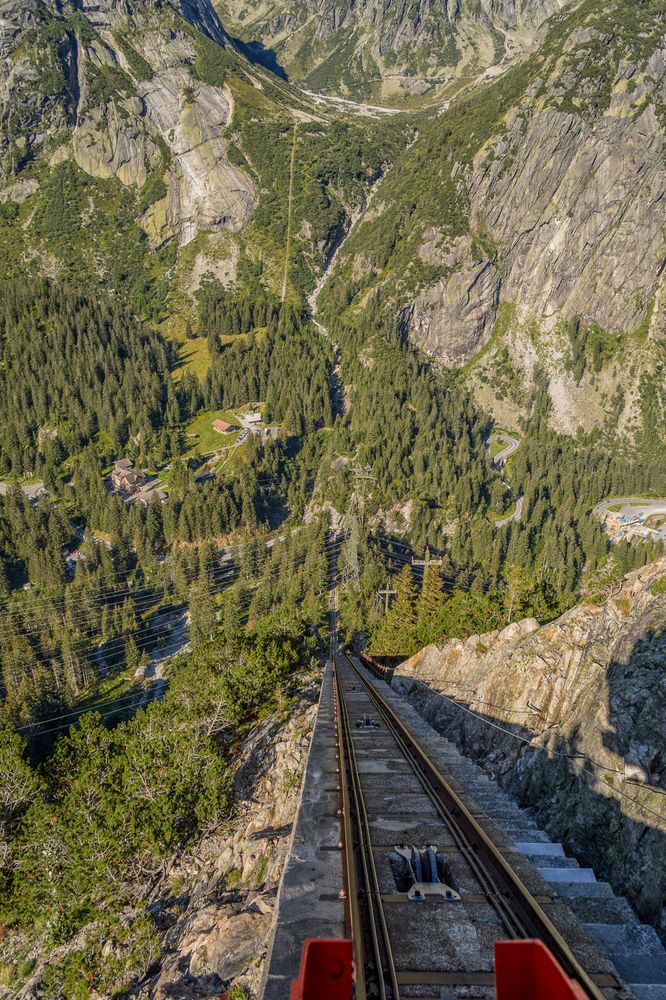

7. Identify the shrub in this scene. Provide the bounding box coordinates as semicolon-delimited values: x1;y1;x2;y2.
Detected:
112;33;155;81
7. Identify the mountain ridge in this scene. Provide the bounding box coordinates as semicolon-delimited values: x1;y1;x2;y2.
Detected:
316;0;666;441
217;0;569;105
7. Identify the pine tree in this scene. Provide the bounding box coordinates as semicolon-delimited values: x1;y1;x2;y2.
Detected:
125;635;142;674
189;581;217;646
417;562;445;626
371;564;418;656
504;565;532;623
393;564;418;629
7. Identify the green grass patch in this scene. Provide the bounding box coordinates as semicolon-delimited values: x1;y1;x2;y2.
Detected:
175;337;211;381
182;409;244;458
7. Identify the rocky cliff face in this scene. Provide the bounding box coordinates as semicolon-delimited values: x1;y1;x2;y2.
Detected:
0;0;402;315
59;0;229;42
0;0;256;247
411;97;666;366
391;559;666;940
320;0;665;437
220;0;565;103
141;698;317;998
404;43;666;364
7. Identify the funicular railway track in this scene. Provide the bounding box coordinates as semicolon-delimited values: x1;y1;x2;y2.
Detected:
333;650;610;1000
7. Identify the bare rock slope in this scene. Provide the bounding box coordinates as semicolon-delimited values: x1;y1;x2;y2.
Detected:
321;0;665;437
220;0;566;102
0;0;255;247
140;697;318;998
392;559;666;940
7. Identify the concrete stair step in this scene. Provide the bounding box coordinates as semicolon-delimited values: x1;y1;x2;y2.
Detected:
584;924;666;985
475;801;537;816
526;854;581;869
612;955;666;986
568;896;637;925
476;808;533;824
539;867;596;883
501;826;552;842
470;798;526;815
515;842;563;857
629;986;666;1000
551;881;615;899
585;922;666;956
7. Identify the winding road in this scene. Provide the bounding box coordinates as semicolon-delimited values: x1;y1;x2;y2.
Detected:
495;495;523;528
486;433;520;468
592;497;666;520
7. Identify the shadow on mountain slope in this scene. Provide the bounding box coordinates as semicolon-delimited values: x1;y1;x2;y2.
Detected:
233;38;288;79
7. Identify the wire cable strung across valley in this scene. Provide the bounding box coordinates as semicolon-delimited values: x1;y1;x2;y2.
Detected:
0;536;343;649
2;534;503;700
0;520;300;631
11;539;343;738
4;541;344;690
0;524;323;635
15;685;165;737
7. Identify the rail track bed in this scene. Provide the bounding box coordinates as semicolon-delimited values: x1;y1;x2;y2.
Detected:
334;652;631;1000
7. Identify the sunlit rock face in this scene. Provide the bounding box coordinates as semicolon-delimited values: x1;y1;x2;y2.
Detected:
393;560;666;939
0;0;255;245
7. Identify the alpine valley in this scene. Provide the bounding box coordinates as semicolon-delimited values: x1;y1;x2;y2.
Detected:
0;0;665;995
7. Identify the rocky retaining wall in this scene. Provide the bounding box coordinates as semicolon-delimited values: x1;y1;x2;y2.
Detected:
391;561;666;942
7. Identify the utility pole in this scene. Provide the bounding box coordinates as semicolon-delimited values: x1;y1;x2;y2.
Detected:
340;462;377;590
349;462;376;531
411;545;443;568
377;579;396;614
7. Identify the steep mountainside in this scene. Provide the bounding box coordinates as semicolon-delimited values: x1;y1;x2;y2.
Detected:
2;0;663;443
319;0;666;442
0;0;405;330
392;558;666;940
218;0;567;104
10;687;318;999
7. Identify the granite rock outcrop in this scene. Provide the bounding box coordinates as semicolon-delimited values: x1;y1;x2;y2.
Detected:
392;560;666;940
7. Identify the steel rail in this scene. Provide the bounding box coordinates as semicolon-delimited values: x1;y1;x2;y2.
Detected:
334;660;400;1000
333;660;367;1000
338;651;608;1000
354;665;529;941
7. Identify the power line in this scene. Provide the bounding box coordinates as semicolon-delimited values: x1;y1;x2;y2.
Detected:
0;505;302;622
3;537;341;667
18;546;339;738
21;690;164;740
0;562;238;642
0;529;336;639
4;541;342;686
0;522;293;627
15;683;164;733
400;677;666;824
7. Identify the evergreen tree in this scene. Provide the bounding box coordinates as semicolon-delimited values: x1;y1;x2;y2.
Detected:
392;564;418;630
189;581;218;647
417;561;445;629
125;635;142;674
